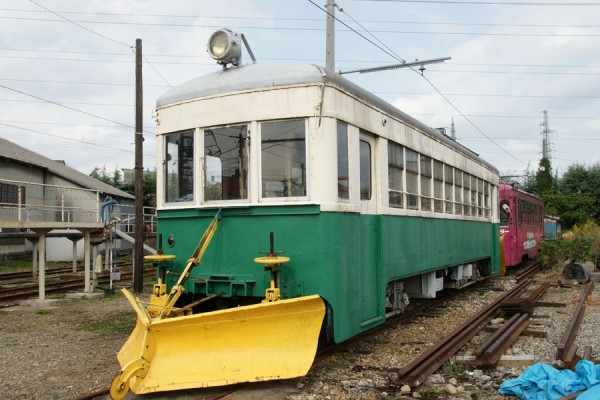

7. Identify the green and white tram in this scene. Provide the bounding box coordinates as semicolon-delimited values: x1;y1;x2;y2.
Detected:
112;38;500;398
155;60;500;341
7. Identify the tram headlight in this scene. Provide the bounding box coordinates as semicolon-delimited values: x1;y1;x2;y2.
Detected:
207;28;242;66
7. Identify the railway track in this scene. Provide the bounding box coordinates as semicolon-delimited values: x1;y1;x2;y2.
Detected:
78;266;545;400
0;266;75;283
0;268;155;302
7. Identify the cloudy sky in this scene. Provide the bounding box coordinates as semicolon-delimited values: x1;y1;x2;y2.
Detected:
1;0;598;180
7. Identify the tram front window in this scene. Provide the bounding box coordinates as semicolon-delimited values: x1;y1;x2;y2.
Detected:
204;125;248;201
165;130;194;203
261;119;306;198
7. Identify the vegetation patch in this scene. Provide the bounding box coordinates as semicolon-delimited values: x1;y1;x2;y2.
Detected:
540;221;600;268
79;311;136;336
443;360;465;374
0;260;62;274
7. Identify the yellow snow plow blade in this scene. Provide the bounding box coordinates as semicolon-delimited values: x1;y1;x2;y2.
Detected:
110;290;325;398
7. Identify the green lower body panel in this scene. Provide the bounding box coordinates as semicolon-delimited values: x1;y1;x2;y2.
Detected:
156;206;499;343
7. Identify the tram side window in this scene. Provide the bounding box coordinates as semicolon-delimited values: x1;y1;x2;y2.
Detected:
388;141;404;208
444;164;453;214
518;199;524;226
405;149;419;209
337;122;349;200
500;200;510;225
463;173;471;215
360;140;371;200
484;181;490;218
433;160;443;212
471;175;477;216
165;130;194;203
478;178;484;217
454;170;462;215
261;119;306;198
204;125;248;201
420;155;432;211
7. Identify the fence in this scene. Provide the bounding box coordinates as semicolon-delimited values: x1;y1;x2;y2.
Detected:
117;205;157;234
0;179;100;224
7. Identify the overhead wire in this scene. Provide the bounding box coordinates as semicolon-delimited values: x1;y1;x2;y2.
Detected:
309;0;527;165
0;2;170;154
3;15;600;38
1;6;599;20
0;83;156;136
357;0;600;5
0;121;155;157
29;0;172;87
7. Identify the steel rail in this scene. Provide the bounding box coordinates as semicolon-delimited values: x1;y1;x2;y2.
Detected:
557;282;595;367
474;313;530;366
0;266;74;283
393;278;533;387
515;261;543;283
0;269;155;302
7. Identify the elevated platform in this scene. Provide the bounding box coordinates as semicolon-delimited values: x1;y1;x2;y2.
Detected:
0;221;103;230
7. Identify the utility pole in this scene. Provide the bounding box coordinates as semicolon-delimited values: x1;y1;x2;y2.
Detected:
133;38;144;294
326;0;335;71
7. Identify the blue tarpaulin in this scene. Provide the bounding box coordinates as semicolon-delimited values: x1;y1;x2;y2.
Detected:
499;360;600;399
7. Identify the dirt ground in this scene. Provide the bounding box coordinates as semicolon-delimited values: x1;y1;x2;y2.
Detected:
0;291;300;400
2;268;598;400
0;293;134;399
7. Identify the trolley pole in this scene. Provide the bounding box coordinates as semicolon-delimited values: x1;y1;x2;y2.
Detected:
133;38;144;294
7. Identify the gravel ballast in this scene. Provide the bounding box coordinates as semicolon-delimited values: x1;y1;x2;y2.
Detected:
1;270;598;400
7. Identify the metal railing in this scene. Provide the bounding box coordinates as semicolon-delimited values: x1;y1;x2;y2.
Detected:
119;205;157;234
0;179;100;224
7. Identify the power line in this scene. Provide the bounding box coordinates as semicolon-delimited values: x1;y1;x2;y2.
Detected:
4;16;600;38
28;0;131;48
426;69;600;76
0;122;155;157
358;0;600;5
411;113;600;120
0;98;157;107
0;77;170;88
28;0;172;87
3;48;600;72
312;0;527;165
374;91;600;99
0;83;156;135
4;8;600;29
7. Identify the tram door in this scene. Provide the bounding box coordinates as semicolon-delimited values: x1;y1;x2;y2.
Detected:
358;133;382;325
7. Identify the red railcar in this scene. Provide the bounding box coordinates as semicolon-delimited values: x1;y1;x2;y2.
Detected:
499;183;544;267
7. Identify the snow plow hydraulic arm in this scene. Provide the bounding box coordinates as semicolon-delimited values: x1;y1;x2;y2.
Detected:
157;209;222;319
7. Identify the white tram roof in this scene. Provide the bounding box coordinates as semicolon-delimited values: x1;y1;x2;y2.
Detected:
157;63;498;174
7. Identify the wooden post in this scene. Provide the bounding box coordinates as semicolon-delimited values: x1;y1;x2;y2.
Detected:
134;38;145;294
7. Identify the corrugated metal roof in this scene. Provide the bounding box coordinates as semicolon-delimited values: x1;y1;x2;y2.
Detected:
0;137;134;199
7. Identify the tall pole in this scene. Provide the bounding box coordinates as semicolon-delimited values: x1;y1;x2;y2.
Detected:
134;38;144;294
540;110;551;160
326;0;335;71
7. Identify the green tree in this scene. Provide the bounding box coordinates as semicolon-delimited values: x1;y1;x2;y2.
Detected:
536;157;554;194
90;166;114;185
559;163;600;224
119;168;157;207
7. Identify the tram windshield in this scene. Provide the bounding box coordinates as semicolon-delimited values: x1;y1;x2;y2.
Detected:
165;130;194;203
204;125;248;201
261;119;306;198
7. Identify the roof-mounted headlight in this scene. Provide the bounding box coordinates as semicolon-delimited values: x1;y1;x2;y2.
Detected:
207;28;242;67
